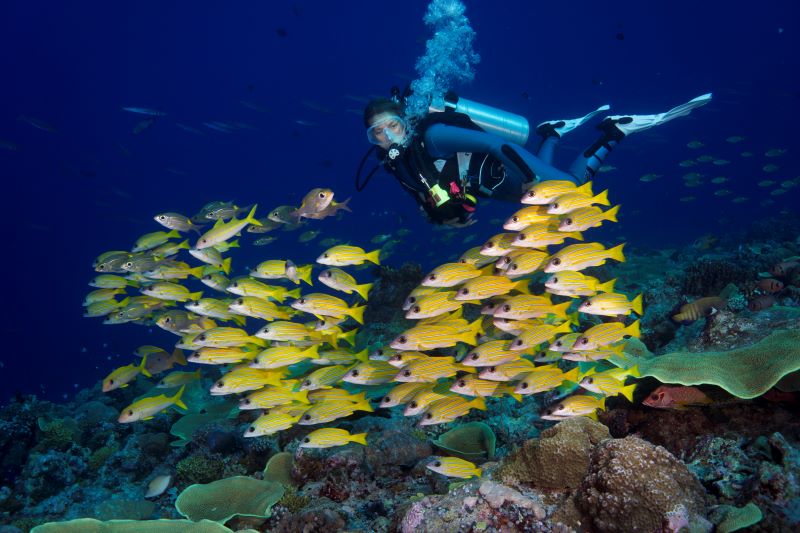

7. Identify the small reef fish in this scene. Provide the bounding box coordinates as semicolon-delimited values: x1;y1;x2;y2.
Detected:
154;212;205;234
145;475;172;498
426;456;482;478
578;293;643;317
318;268;373;300
103;359;150;392
573;321;641;350
639;174;662;182
118;385;187;423
299;428;367;448
317;245;380;266
558;205;619;232
544;243;625;273
195;205;261;250
540;394;606;420
156;369;201;388
748;295;776;312
122;107;166;116
643;385;712;409
418;396;486;426
757;279;784;293
521;180;593;205
671;297;726;324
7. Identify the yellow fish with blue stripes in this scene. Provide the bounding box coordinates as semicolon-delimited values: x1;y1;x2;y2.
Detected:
299;428;367;448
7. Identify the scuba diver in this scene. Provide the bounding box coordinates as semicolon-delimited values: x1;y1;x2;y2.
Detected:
358;90;711;226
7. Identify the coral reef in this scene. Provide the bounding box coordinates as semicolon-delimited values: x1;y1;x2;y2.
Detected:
175;476;284;523
431;421;496;461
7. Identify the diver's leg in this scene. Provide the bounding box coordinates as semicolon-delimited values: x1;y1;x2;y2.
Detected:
535;129;559;165
535;104;610;166
424;124;579;184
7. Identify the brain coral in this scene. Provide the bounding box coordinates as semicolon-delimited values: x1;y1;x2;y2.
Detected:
575;435;707;532
499;417;610;489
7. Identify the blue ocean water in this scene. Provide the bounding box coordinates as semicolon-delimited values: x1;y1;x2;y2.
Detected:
0;0;797;404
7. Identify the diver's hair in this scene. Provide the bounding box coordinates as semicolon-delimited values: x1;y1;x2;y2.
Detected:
363;99;404;128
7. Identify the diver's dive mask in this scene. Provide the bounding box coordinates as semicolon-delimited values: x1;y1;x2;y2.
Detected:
366;115;408;146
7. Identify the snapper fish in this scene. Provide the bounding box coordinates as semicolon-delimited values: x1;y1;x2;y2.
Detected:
118;385;187;423
540;394;606;420
195;205;261;250
521;180;593;205
426;456;482;479
299;428;367;448
317;245;380;266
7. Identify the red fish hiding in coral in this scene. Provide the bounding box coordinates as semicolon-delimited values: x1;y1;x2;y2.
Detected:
770;261;798;277
748;295;776;312
643;385;712;410
756;278;784;294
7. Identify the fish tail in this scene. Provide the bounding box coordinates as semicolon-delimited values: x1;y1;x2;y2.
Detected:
298;265;313;286
302;344;320;358
571;231;585;242
286;288;301;299
232;314;247;327
631;294;643;315
172;384;188;410
355;282;373;301
594;189;610;206
227;239;240;248
561;367;580;384
189;266;205;279
627;365;641;378
348;305;366;325
550;301;572;319
350;432;368;445
167;229;181;238
172;348;187;366
339;328;358;348
607;243;626;263
354;348;369;363
354;396;374;413
472;467;483;478
563;313;579;329
459;318;484;346
337;197;353;212
624;319;641;339
138;356;152;378
188;291;203;301
598;395;607;411
505;386;523;403
605;205;620;222
293;389;311;404
470;397;487;411
248;336;268;348
620;383;637;402
597;278;617;293
177;239;190;250
365;249;381;265
456;363;477;374
245;204;262;226
222;257;232;275
577;181;594;196
513;279;531;295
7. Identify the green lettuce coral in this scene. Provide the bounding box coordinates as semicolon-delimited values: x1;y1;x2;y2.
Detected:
31;518;235;532
624;329;800;399
175;476;284;523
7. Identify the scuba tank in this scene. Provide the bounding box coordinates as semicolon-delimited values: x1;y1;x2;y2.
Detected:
428;91;530;146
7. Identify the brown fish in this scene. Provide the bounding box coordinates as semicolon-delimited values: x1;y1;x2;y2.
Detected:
770;261;798;277
748;295;776;312
671;297;726;324
756;278;784;294
643;385;712;410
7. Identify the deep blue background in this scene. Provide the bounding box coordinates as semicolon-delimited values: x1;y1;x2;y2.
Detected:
0;0;797;402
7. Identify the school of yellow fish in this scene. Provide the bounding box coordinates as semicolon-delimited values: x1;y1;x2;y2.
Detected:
85;181;643;479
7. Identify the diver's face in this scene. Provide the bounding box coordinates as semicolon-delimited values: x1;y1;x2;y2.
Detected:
368;112;407;150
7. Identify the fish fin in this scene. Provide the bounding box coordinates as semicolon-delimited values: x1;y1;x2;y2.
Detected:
189;266;205;279
339;328;358;348
348;305;365;325
513;279;531;295
189;291;203;301
459;318;484;346
355;282;373;301
620;383;637;402
607;243;626;263
577;181;594;196
302;344;320;358
138;357;152;378
624;320;641;339
293;389;310;404
570;231;584;242
354;397;373;413
586;411;598;420
561;367;580;383
212;218;225;229
232;314;247;327
365;249;381;265
473;467;483;478
561;314;579;329
505;387;523;403
550;301;571;319
336;197;353;212
248;337;268;348
167;229;181;238
631;294;643;316
597;278;617;293
349;432;368;445
227;239;240;248
627;365;640;378
172;348;187;366
470;397;487;411
298;265;313;286
456;364;477;374
245;204;261;225
172;385;187;410
594;189;610;206
222;257;232;275
353;348;369;363
176;239;190;250
605;204;620;222
286;288;301;299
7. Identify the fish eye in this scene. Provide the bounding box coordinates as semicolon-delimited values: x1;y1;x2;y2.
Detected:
407;297;416;304
585;301;592;307
502;304;511;312
425;413;433;419
303;414;311;420
318;192;325;198
552;277;558;284
410;401;418;408
485;241;494;248
470;353;479;360
376;349;385;356
428;274;436;280
236;299;243;305
164;317;171;323
460;288;469;295
403;370;411;377
98;265;106;271
248;426;255;433
324;271;332;277
304;380;311;386
512;216;519;222
527;191;535;197
351;370;359;376
216;380;223;387
413;306;420;313
197;334;206;341
587;378;594;383
398;336;407;344
303;437;311;444
298;298;305;304
520;382;528;389
109;379;114;385
125;262;133;268
565;218;572;225
558;404;564;409
510;264;518;271
488;366;496;372
513;340;523;347
158;215;166;220
434;461;441;467
231;282;238;287
128;410;133;416
552;258;561;265
517;234;526;241
552;203;559;209
458;380;465;387
382;396;391;403
580;338;589;345
323;253;329;258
